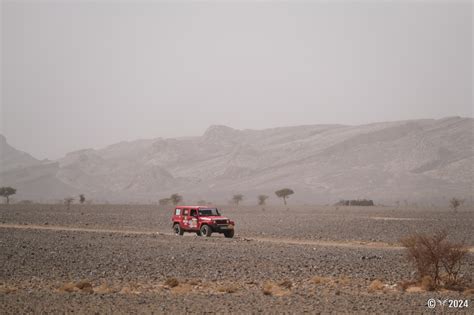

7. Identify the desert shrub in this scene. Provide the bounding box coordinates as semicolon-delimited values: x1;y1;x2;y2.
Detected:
217;284;238;293
232;194;244;206
368;279;385;292
59;281;93;293
258;194;269;206
279;279;292;289
187;279;200;285
449;197;464;212
164;277;179;288
262;280;292;296
400;231;468;288
262;282;274;295
311;276;331;285
64;197;74;210
420;275;435;291
79;194;86;204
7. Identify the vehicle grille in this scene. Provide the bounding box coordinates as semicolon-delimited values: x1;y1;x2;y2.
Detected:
215;220;227;225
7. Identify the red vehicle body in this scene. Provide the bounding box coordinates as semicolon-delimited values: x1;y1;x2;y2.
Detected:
171;206;235;238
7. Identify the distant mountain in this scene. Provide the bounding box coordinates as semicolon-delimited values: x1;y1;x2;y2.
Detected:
1;117;473;204
0;135;41;172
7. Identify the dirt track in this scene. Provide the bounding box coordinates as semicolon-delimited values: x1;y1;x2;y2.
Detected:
1;204;473;314
0;223;408;250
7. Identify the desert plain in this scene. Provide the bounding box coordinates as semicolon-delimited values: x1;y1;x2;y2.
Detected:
1;204;473;314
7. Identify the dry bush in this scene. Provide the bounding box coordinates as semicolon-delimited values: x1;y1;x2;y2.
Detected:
119;286;142;295
311;276;331;285
449;198;464;212
59;281;93;293
420;276;435;291
93;283;114;294
400;231;468;288
262;281;291;296
279;279;293;289
187;279;200;286
217;284;238;294
396;280;417;291
336;275;351;286
262;282;275;295
368;279;385;292
164;277;179;288
170;283;193;294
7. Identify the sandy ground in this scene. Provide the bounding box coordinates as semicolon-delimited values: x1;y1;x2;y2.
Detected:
1;204;473;314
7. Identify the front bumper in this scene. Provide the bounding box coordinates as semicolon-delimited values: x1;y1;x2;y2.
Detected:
211;224;234;232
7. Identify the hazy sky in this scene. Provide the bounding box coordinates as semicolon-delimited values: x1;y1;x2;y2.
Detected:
1;1;472;159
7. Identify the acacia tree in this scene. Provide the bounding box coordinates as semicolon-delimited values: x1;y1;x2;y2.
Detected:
258;195;268;206
232;194;244;206
0;187;16;204
79;194;86;204
275;188;294;206
170;193;183;205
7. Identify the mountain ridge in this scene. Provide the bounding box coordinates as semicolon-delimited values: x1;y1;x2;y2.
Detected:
0;117;472;204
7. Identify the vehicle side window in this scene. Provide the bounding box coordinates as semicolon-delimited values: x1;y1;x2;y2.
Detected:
175;208;181;215
183;209;189;216
190;209;197;217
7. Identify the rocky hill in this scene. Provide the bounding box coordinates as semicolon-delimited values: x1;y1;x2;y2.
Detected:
1;117;472;204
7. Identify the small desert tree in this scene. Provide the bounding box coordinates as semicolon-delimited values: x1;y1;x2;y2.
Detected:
258;195;268;206
79;194;86;204
64;197;74;210
400;231;468;287
449;198;464;212
258;194;269;211
0;187;16;204
275;188;294;206
232;194;244;206
170;193;183;206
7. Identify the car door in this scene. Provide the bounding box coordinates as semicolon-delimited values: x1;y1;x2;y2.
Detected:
189;209;198;230
182;208;190;229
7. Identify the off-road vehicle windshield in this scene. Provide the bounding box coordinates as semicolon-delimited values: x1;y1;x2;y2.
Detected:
198;208;220;216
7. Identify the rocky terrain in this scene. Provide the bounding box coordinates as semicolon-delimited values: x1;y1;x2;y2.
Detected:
1;204;473;314
1;117;473;204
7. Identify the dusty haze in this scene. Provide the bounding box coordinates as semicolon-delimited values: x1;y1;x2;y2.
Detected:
1;1;472;159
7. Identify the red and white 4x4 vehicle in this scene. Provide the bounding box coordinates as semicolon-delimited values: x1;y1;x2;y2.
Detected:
172;206;235;238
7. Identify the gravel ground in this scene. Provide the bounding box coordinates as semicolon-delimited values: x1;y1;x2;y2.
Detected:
1;204;473;243
0;204;473;314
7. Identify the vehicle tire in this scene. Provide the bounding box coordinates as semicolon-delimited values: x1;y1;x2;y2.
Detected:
200;225;212;237
196;231;202;236
173;223;184;236
224;230;234;238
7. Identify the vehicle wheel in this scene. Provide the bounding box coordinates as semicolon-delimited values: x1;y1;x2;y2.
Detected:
200;225;212;237
173;223;184;236
224;230;234;238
